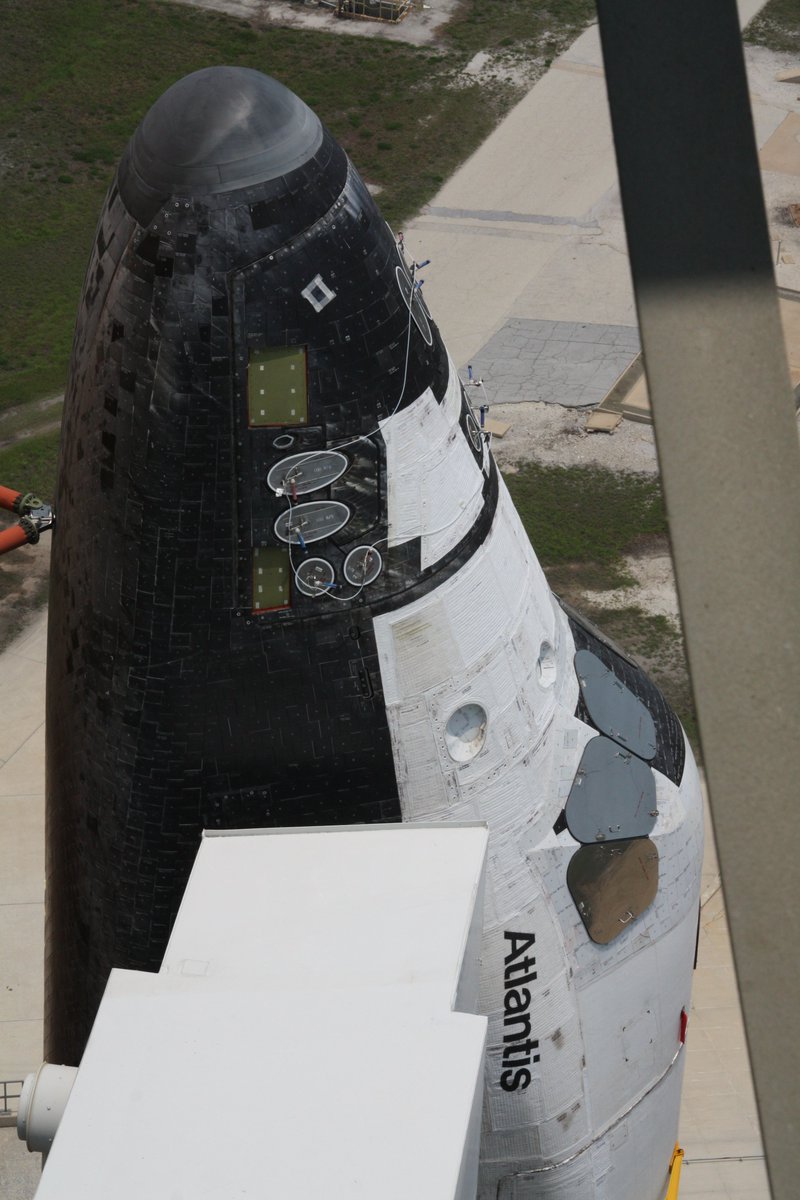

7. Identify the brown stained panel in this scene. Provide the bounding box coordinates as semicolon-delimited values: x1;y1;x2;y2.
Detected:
567;838;659;945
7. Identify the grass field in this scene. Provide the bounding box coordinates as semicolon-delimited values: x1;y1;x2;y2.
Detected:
503;462;667;591
745;0;800;51
504;461;698;749
0;0;594;417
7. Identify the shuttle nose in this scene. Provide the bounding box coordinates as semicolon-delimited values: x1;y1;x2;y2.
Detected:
119;66;322;220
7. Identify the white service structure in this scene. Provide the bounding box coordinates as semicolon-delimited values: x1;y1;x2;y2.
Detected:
24;823;489;1199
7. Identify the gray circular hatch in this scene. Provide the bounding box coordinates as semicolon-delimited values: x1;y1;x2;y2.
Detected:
343;546;383;587
295;558;335;598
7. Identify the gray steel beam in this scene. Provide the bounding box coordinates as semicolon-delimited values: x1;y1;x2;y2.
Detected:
594;3;800;1197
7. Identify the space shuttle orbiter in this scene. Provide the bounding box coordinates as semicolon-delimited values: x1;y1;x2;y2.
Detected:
45;66;703;1200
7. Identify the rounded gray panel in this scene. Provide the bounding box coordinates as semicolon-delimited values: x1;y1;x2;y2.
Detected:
274;501;350;545
567;838;659;945
295;557;334;598
574;649;657;760
566;736;657;844
267;451;348;496
343;546;382;587
120;67;323;201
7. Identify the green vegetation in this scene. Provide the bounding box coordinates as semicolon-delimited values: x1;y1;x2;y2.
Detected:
503;461;698;752
0;0;595;419
503;461;668;589
745;0;800;52
445;0;593;64
0;428;61;499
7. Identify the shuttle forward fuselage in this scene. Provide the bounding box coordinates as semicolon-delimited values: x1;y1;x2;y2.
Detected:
45;67;702;1200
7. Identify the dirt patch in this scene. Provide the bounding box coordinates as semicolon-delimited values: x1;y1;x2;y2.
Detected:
169;0;461;45
581;552;680;624
457;49;547;89
0;394;63;451
491;401;659;475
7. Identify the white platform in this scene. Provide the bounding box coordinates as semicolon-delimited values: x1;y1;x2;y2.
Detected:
33;825;489;1200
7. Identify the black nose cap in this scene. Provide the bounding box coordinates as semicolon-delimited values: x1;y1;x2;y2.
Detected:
118;65;322;223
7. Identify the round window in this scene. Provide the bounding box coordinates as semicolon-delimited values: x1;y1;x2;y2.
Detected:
445;703;488;763
537;642;557;688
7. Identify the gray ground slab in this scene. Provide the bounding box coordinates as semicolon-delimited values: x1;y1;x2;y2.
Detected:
0;612;45;1096
0;611;46;1196
0;1130;41;1200
468;317;640;407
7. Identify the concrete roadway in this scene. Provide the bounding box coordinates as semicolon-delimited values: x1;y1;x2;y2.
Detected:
0;3;785;1195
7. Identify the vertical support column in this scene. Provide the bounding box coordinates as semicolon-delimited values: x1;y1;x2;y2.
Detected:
594;3;800;1197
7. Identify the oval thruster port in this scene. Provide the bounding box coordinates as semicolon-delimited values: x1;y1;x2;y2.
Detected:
466;411;483;453
395;266;433;346
273;434;295;450
274;500;350;545
343;545;382;587
295;557;335;598
267;450;348;496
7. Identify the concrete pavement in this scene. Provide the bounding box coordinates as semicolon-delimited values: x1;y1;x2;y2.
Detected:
0;612;46;1087
405;17;800;438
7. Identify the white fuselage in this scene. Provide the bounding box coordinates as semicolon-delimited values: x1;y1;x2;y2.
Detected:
375;357;703;1200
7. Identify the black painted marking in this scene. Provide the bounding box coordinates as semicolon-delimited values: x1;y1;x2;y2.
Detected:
500;931;540;1092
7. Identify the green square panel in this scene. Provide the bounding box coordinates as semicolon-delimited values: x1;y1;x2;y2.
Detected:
253;547;291;611
248;347;308;426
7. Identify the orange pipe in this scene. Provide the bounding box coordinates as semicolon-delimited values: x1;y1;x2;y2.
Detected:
0;485;22;513
0;524;30;555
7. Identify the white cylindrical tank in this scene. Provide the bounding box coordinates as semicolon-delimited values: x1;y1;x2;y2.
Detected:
17;1063;78;1157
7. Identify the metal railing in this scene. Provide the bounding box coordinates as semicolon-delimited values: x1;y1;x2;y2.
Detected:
1;1078;24;1116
